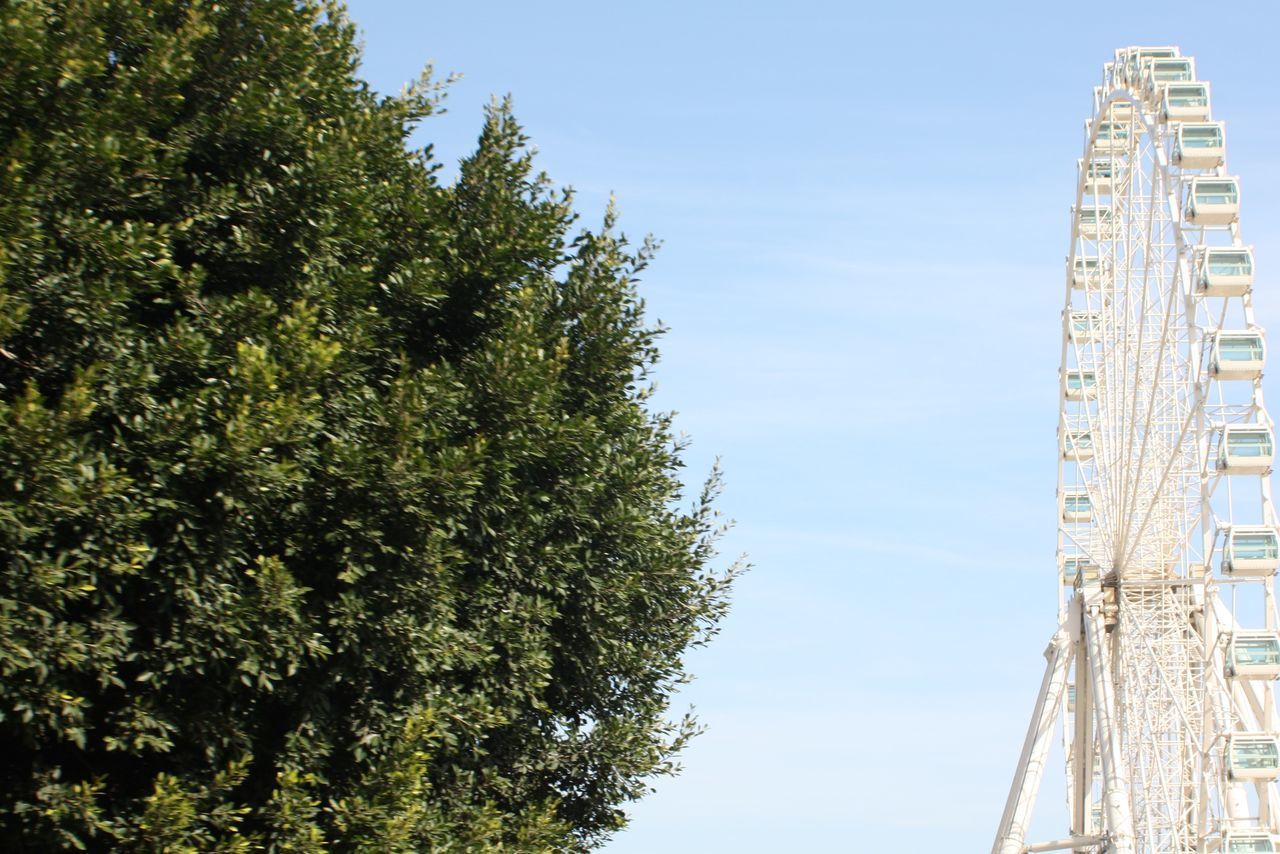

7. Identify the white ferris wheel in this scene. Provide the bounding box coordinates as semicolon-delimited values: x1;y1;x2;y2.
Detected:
993;47;1280;854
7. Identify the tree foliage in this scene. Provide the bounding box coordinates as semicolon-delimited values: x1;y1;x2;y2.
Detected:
0;0;740;849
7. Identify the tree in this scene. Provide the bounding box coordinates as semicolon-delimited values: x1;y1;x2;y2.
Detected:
0;1;741;849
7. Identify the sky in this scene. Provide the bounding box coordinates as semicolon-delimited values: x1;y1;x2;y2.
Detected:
342;2;1280;849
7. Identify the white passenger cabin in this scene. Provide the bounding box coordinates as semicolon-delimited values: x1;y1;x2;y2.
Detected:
1198;247;1255;297
1069;310;1101;342
1062;492;1092;523
1062;556;1100;584
1218;832;1278;853
1143;57;1196;92
1218;425;1275;475
1063;430;1094;461
1227;632;1280;679
1223;526;1280;577
1106;99;1134;123
1093;122;1131;154
1187;177;1241;226
1119;46;1179;85
1078;207;1112;239
1163;83;1211;122
1065;370;1098;401
1174;123;1225;169
1072;257;1100;289
1084;158;1115;195
1211;331;1265;380
1227;734;1280;782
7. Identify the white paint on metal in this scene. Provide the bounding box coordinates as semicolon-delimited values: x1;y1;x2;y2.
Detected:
998;45;1280;853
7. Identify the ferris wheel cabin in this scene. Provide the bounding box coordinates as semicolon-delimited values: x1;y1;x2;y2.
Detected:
1162;83;1211;122
1198;247;1255;297
1093;122;1131;154
1077;207;1112;239
1211;331;1266;381
1062;556;1100;584
1226;631;1280;679
1069;310;1101;342
1084;158;1115;195
1065;370;1098;401
1187;177;1241;226
1072;256;1100;289
1174;123;1226;170
1217;425;1275;475
1062;492;1093;523
1227;734;1280;782
1143;57;1196;92
1062;430;1094;461
1217;832;1278;853
1118;46;1180;85
1105;99;1134;123
1222;526;1280;577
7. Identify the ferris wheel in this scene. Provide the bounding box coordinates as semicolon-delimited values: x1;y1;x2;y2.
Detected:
993;47;1280;854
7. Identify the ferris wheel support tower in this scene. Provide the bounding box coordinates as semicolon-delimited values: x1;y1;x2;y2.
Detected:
993;47;1280;854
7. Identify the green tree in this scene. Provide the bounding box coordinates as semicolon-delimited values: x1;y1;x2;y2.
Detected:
0;0;741;849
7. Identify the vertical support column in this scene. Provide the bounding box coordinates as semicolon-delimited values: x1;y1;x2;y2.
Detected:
993;630;1072;854
1073;621;1095;837
1266;578;1276;745
1084;600;1135;853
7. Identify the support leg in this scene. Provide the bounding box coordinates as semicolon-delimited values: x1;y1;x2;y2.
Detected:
993;630;1072;854
1084;600;1135;853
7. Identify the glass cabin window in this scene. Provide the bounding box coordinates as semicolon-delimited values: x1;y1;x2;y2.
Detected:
1064;495;1091;512
1227;431;1273;457
1166;85;1208;107
1233;637;1280;667
1219;336;1264;362
1233;739;1279;769
1150;59;1193;81
1181;125;1223;148
1066;432;1093;450
1071;314;1099;334
1207;250;1253;277
1097;123;1129;142
1195;181;1239;204
1233;533;1279;561
1227;838;1276;854
1127;49;1179;79
1067;372;1097;390
1063;558;1098;584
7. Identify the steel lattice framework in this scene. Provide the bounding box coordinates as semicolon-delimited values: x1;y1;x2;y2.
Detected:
993;47;1280;854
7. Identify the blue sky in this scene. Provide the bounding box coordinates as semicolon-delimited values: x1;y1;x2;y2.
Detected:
343;2;1280;849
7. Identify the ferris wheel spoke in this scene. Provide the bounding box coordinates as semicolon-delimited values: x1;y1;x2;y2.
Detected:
1117;305;1201;571
1115;137;1162;543
1117;152;1186;571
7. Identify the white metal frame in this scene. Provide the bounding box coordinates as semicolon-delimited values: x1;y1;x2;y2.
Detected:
994;46;1280;854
